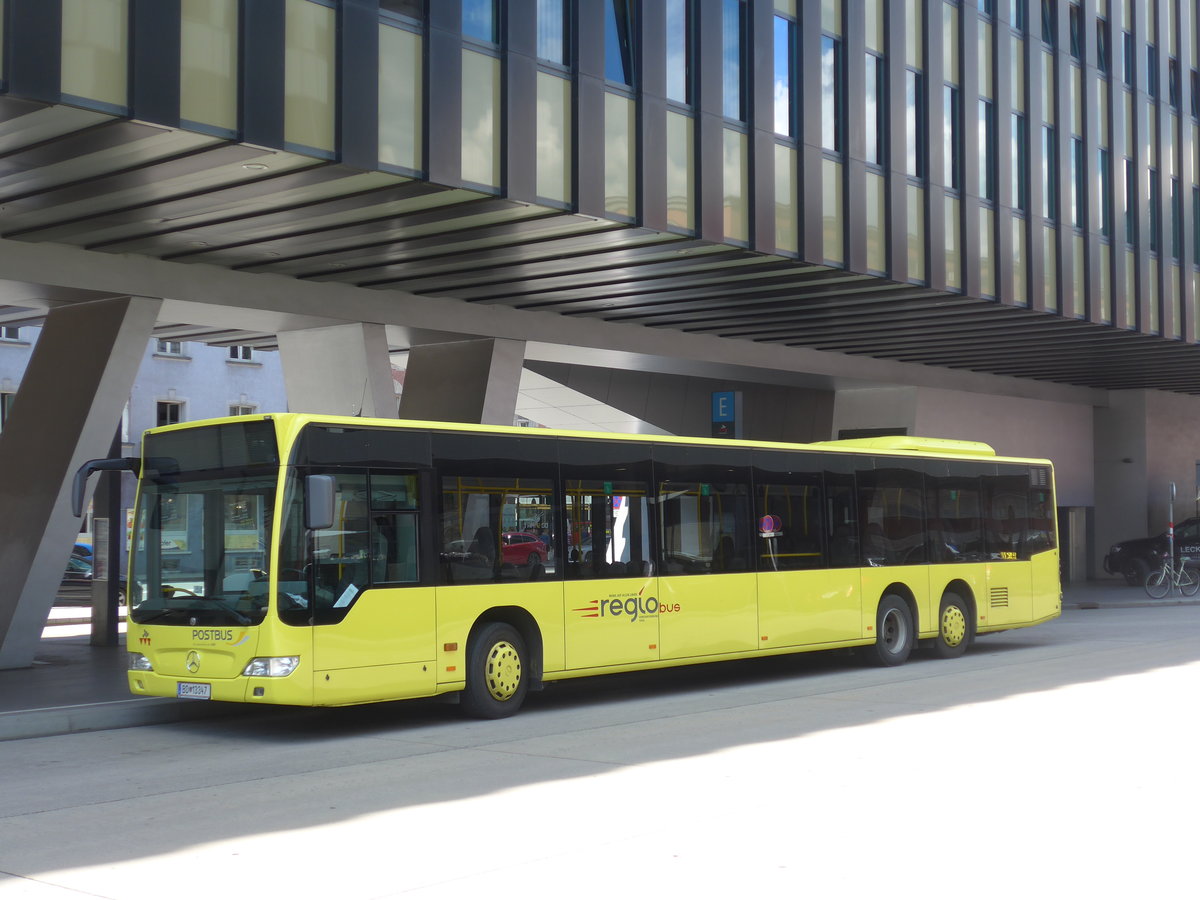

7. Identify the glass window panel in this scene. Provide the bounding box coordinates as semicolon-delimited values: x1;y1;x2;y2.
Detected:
379;24;423;171
536;72;572;202
1149;257;1160;332
979;100;994;200
1044;222;1058;311
1124;248;1135;324
907;183;926;282
906;0;922;67
1012;36;1025;113
979;22;993;99
1099;147;1112;236
61;0;128;108
774;16;794;135
945;194;961;288
943;2;959;87
866;54;884;165
860;468;926;566
1071;64;1082;136
284;0;336;152
980;207;995;296
1012;112;1028;210
866;171;886;272
1043;125;1057;220
1097;79;1109;149
605;92;636;217
944;86;959;189
723;0;746;120
181;0;237;131
822;0;842;36
659;482;753;575
822;35;842;152
1012;215;1027;304
462;50;500;188
1042;49;1055;124
440;475;556;584
1099;240;1112;321
564;481;653;580
1072;232;1084;316
666;0;691;104
865;0;883;52
984;474;1031;560
463;0;496;43
1071;137;1084;227
775;143;797;253
666;111;695;230
929;477;984;562
723;128;748;242
823;158;844;264
906;69;925;178
605;0;635;86
756;479;824;571
537;0;567;63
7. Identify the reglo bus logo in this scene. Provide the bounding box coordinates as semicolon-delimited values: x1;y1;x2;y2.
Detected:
574;587;680;623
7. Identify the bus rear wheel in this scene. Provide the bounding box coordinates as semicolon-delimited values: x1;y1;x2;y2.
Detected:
930;593;972;659
862;595;914;667
460;622;529;719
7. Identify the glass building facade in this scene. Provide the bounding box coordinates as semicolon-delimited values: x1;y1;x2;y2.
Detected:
3;0;1200;347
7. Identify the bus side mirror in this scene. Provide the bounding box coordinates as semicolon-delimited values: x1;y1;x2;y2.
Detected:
305;475;336;531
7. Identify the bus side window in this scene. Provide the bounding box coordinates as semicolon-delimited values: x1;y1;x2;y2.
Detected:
369;473;420;584
825;474;858;568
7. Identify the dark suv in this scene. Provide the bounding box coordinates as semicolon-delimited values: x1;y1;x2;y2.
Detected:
1104;517;1200;585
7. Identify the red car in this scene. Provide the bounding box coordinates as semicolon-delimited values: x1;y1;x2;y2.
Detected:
501;532;546;566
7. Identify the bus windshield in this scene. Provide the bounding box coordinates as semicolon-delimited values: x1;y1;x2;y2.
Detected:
130;421;279;627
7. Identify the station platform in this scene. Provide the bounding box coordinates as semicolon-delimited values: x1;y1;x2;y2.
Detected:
0;581;1190;741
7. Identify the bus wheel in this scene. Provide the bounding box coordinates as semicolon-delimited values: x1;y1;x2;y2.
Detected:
862;595;913;667
931;593;971;659
460;622;528;719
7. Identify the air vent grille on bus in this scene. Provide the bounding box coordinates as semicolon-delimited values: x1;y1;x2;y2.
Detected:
989;588;1010;608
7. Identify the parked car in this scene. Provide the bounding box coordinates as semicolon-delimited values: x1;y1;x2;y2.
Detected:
501;532;545;567
57;555;126;605
1103;517;1200;585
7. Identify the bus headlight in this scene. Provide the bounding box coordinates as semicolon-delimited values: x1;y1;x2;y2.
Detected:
242;657;300;677
128;652;153;672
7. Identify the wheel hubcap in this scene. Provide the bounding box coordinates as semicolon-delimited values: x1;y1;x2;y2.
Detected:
881;608;907;651
484;640;521;701
941;605;967;647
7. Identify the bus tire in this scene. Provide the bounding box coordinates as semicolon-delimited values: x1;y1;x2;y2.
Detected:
862;594;914;667
460;622;529;719
930;593;972;659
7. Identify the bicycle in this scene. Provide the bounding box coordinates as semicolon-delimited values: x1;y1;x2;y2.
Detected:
1144;554;1200;598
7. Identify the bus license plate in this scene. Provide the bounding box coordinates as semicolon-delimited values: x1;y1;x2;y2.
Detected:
177;682;211;700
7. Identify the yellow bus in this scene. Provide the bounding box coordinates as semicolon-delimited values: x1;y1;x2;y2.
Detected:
77;414;1061;718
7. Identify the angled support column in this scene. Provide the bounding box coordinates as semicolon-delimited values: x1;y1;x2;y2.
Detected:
277;323;398;417
0;297;160;669
399;338;526;426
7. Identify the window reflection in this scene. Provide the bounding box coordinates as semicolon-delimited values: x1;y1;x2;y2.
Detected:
666;0;690;104
462;0;496;43
605;0;635;85
774;15;794;136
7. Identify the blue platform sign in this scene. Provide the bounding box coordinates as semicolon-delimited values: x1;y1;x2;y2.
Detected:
711;391;742;438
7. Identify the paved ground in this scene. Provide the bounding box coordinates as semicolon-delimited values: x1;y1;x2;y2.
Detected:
1;598;1197;898
0;579;1189;742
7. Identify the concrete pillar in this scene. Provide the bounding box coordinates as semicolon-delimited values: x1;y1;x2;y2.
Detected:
0;297;160;669
399;338;526;426
277;322;398;417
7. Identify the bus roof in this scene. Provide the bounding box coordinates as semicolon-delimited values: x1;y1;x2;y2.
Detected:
146;412;1050;467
